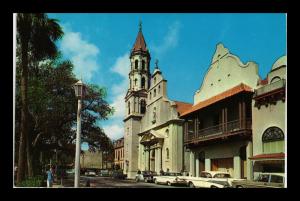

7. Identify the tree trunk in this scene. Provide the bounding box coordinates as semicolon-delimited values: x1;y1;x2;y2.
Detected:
17;40;29;184
26;137;33;177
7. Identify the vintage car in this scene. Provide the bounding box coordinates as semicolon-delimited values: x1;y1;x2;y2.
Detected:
85;169;97;177
184;177;228;188
200;171;245;186
136;171;157;182
153;172;186;186
178;171;244;188
231;173;285;188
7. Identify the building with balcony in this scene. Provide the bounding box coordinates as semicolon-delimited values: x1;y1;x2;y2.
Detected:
114;137;125;170
180;43;260;179
250;56;286;179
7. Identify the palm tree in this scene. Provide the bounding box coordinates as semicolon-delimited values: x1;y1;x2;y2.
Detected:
16;13;63;184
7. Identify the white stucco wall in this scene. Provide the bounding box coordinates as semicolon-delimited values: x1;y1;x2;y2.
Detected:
194;43;260;104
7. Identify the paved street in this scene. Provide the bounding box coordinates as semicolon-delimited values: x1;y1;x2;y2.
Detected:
55;176;186;188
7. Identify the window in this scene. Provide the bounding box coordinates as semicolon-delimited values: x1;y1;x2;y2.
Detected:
140;99;146;114
128;102;130;114
142;60;145;70
166;148;169;159
150;92;152;99
141;77;145;89
271;76;281;83
154;89;156;97
214;173;231;178
154;77;157;84
134;78;137;86
262;127;285;154
135;60;138;69
158;85;161;93
165;129;169;137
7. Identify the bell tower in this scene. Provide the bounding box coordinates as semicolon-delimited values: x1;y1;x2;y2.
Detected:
124;21;150;178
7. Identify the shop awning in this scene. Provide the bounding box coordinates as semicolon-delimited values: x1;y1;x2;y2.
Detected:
249;153;285;161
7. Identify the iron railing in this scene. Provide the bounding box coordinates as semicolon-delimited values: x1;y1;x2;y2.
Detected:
185;118;251;143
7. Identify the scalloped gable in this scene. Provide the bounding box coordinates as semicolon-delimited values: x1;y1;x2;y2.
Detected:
193;43;260;105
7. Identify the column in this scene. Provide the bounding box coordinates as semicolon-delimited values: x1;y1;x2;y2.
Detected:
234;156;241;179
195;157;200;177
189;151;195;177
148;148;151;171
205;158;211;171
145;149;148;171
154;148;158;173
157;147;162;173
246;141;253;180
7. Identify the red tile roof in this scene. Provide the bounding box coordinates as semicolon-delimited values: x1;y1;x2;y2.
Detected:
174;101;193;115
249;153;285;160
132;30;148;52
180;83;253;117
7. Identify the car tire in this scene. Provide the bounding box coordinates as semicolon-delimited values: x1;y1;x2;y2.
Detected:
236;185;243;188
167;181;172;186
154;179;158;184
189;182;195;188
211;185;218;188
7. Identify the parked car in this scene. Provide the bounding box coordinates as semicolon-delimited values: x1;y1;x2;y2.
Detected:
200;171;244;187
153;172;186;186
146;171;158;182
231;173;285;188
112;170;127;179
184;177;228;188
85;169;97;177
99;169;110;177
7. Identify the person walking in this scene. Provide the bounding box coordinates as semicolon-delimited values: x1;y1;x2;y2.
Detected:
47;167;54;187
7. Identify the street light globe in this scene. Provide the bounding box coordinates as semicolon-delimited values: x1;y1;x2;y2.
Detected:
74;80;86;99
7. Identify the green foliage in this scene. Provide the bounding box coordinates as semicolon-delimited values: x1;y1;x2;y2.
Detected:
17;175;45;187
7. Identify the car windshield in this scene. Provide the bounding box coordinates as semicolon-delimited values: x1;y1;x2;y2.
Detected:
200;172;212;178
213;173;231;178
257;174;270;182
270;175;284;184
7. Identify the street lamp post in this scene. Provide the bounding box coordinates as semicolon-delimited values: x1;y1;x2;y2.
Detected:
73;80;86;188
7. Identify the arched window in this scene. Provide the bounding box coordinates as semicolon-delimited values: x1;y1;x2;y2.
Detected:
135;60;138;69
134;78;137;86
166;148;169;159
154;77;157;84
142;60;145;70
154;89;156;97
150;92;152;99
140;99;146;114
128;101;130;115
271;76;281;83
141;77;145;89
158;85;161;94
262;127;285;154
165;129;169;137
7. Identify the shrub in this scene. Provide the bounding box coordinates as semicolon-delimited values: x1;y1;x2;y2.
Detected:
17;175;45;187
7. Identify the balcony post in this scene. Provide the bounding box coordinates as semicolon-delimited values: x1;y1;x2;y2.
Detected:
239;101;242;129
242;101;246;129
222;108;225;132
194;115;198;138
225;107;228;131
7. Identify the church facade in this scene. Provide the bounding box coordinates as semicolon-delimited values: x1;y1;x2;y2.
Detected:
123;24;192;179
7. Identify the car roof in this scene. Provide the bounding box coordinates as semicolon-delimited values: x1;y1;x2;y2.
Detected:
259;173;285;177
201;171;230;176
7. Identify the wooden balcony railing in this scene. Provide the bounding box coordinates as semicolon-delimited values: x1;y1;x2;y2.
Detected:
185;118;252;143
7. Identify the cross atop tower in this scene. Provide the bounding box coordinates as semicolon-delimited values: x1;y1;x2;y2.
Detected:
155;59;159;69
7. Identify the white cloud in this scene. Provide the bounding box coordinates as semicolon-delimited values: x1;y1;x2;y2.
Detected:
152;21;181;57
60;26;100;81
102;53;131;140
103;124;124;141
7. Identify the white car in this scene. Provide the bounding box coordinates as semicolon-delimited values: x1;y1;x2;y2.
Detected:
153;172;186;186
199;171;245;187
182;177;227;188
85;170;97;177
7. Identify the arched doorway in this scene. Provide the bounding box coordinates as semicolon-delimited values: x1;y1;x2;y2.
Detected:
240;145;247;179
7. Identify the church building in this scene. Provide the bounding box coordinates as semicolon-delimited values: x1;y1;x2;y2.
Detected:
123;23;192;179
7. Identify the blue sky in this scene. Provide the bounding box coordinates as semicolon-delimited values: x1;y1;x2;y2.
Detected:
47;13;286;147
